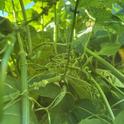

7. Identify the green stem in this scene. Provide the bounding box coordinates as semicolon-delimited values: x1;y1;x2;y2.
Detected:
11;1;30;123
19;0;32;55
0;40;15;121
63;0;80;77
53;4;58;54
41;1;44;30
29;75;61;90
17;33;29;124
91;77;115;121
47;110;51;124
86;48;124;81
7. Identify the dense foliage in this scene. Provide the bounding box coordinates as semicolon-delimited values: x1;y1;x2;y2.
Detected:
0;0;124;124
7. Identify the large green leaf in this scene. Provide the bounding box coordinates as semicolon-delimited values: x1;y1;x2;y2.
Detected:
2;101;39;124
118;33;124;45
78;118;106;124
114;110;124;124
67;76;92;99
2;101;21;124
40;94;76;124
2;76;39;124
112;3;124;22
98;42;120;56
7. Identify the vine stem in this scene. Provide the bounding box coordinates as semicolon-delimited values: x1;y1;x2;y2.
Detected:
63;0;80;78
11;1;30;124
53;3;58;54
19;0;30;123
19;0;32;55
17;33;30;124
0;39;15;121
91;77;115;121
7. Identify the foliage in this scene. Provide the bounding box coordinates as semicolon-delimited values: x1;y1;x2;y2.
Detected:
0;0;124;124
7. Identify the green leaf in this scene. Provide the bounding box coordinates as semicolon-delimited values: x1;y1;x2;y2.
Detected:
94;30;109;39
112;3;124;15
90;8;112;24
118;33;124;45
0;1;5;10
99;42;120;56
40;94;76;124
112;3;124;22
114;110;124;124
30;83;61;99
2;101;21;124
78;118;106;124
73;28;92;55
67;76;92;99
3;77;39;124
2;101;39;124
